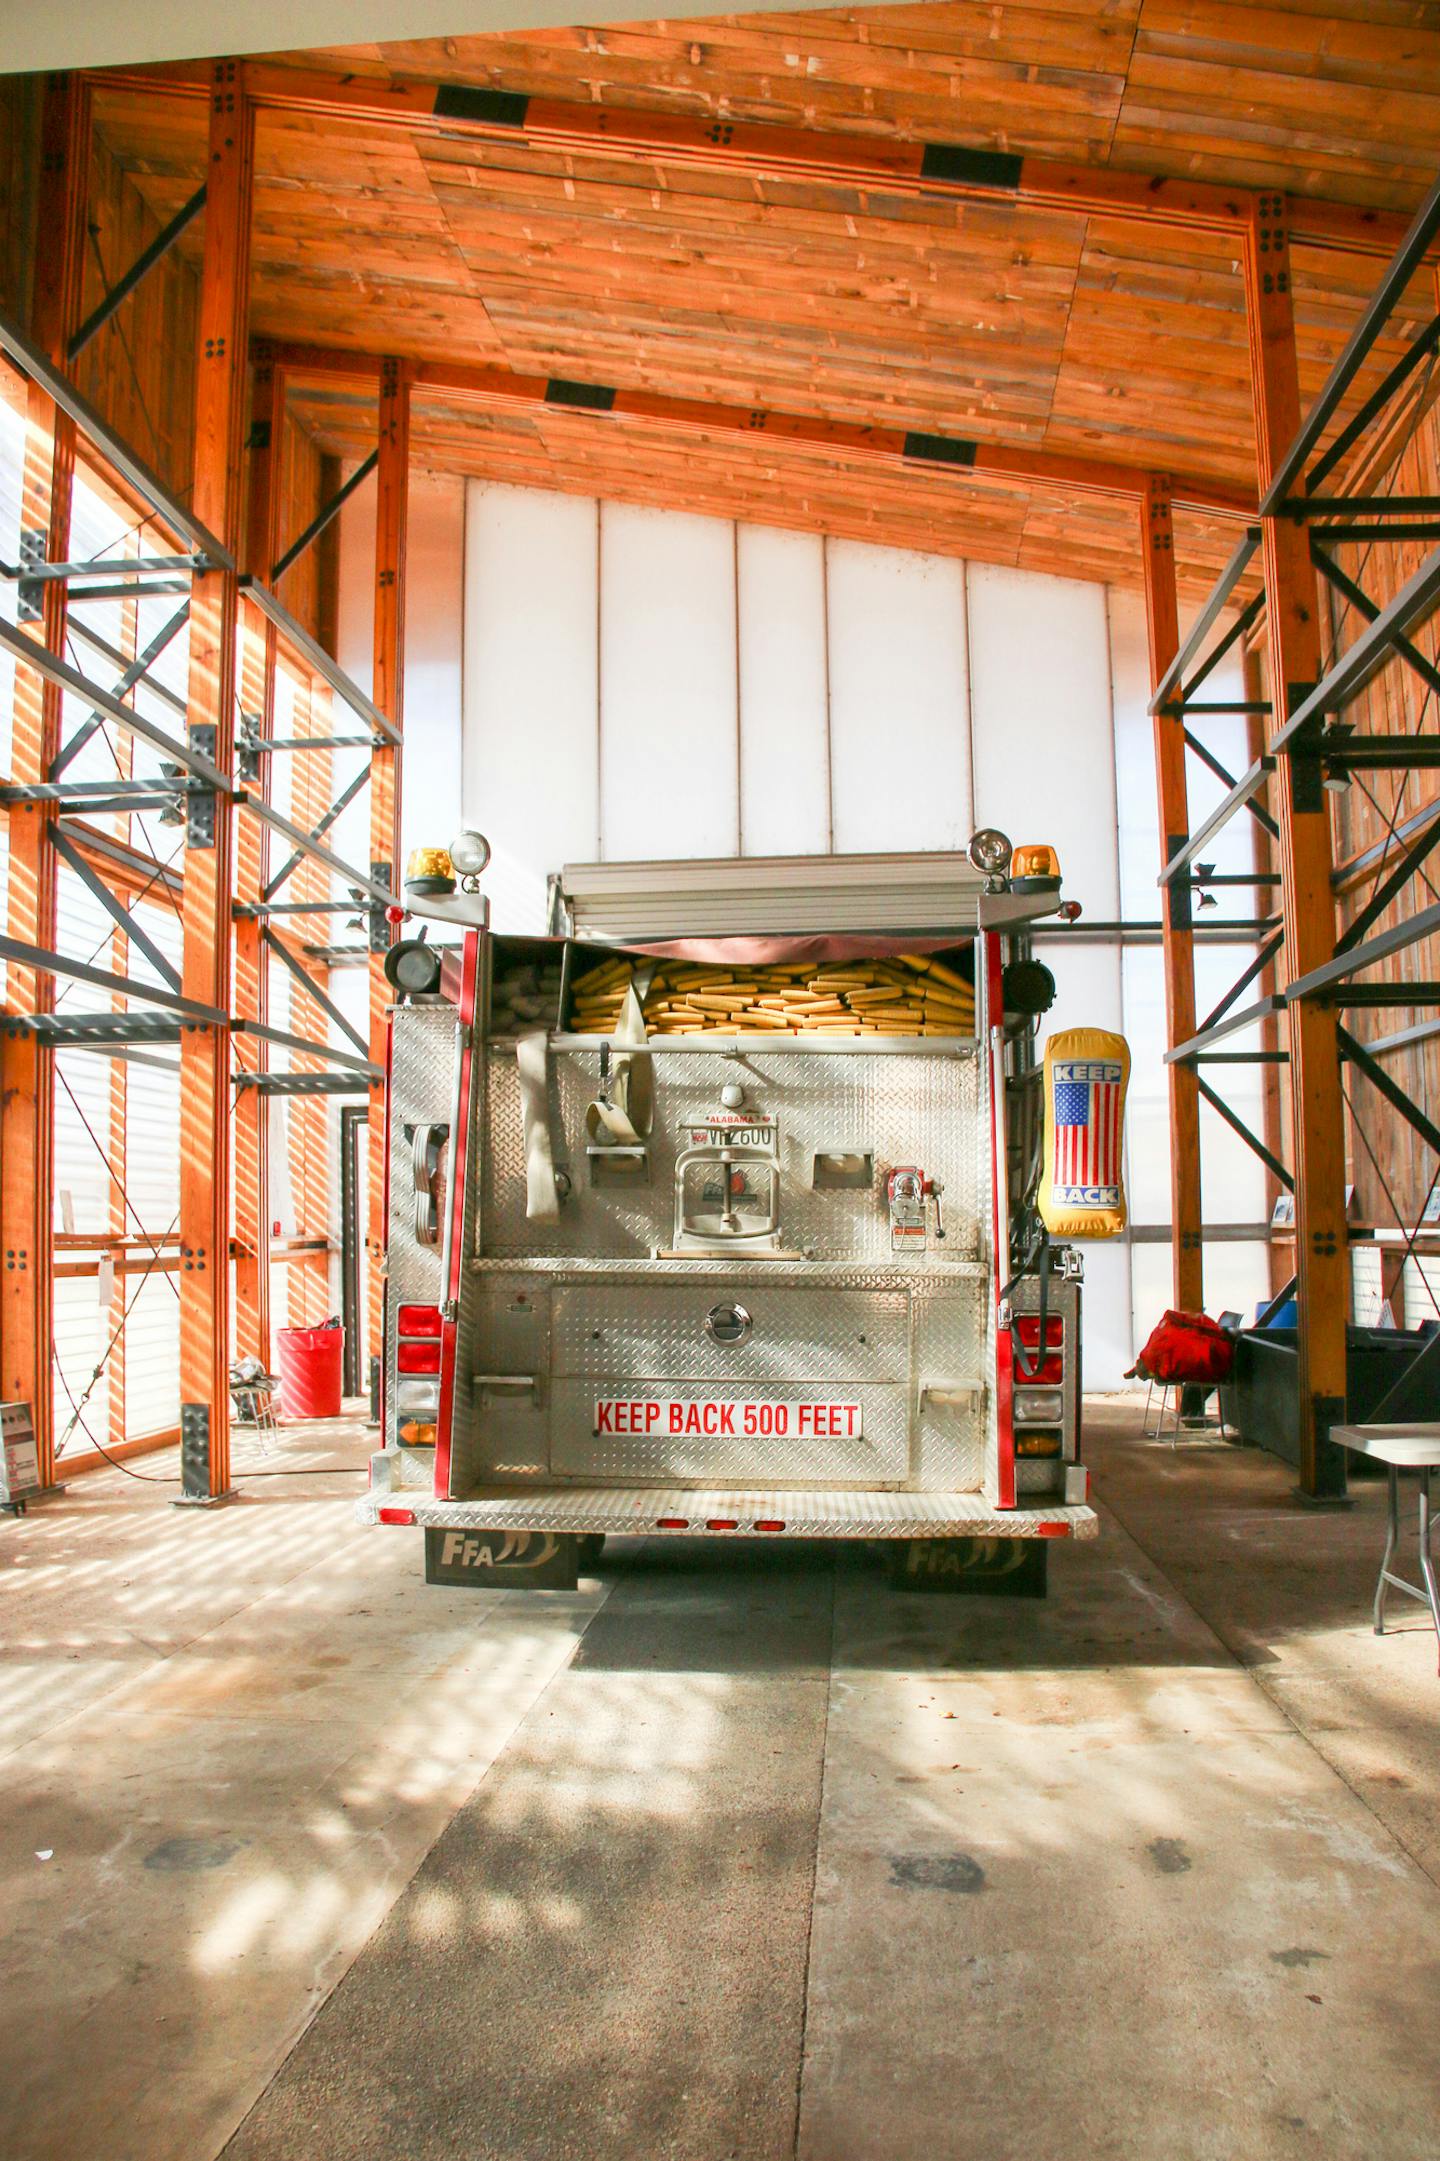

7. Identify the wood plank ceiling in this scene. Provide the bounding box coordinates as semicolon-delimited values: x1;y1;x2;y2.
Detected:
87;2;1440;593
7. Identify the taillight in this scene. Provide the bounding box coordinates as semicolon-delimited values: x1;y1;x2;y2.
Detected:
754;1520;786;1533
706;1518;739;1531
397;1304;443;1337
397;1342;441;1374
655;1517;689;1530
1016;1430;1062;1458
1015;1317;1064;1348
378;1506;416;1526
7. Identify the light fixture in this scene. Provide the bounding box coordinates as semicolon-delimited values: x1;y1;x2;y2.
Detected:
968;827;1013;877
1011;842;1062;895
404;845;455;898
383;932;443;997
1193;860;1219;910
448;829;491;880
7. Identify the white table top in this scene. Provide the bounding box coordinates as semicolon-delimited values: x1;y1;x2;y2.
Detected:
1334;1424;1440;1468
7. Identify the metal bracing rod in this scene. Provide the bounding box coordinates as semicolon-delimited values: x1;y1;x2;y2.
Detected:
1183;701;1272;714
3;554;205;582
1195;1049;1290;1062
50;827;182;991
257;736;375;752
60;579;191;601
0;933;226;1023
1166;993;1286;1064
1309;523;1440;545
233;1070;370;1096
65;613;187;716
1336;982;1440;1006
1196;1074;1295;1190
1179;590;1266;706
68;182;207;361
1287;494;1440;518
260;924;369;1055
240;791;394;909
1338;1024;1440;1161
55;818;184;897
1159;759;1275;884
257;765;374;901
1182;730;1281;838
1149;527;1262;714
1;780;197;804
0;308;231;566
1273;545;1440;748
1261;165;1440;513
1359;1013;1440;1060
21;1010;181;1045
237;578;399;746
1256;1276;1299;1328
233;899;365;917
51;597;192;776
0;617;228;788
1286;898;1440;1003
1198;928;1286;1036
1311;546;1440;703
232;1016;380;1078
1322;738;1440;768
1307;310;1440;497
271;449;377;584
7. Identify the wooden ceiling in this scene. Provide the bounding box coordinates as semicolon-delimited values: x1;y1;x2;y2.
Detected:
85;3;1440;593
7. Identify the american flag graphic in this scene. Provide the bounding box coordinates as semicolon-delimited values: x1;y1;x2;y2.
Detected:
1052;1061;1124;1206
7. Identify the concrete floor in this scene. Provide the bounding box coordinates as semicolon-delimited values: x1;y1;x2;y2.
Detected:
4;1407;1440;2161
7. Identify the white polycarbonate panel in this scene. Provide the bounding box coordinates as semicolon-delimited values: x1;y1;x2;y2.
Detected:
463;481;598;932
826;540;970;853
970;563;1117;915
736;525;830;856
600;502;738;862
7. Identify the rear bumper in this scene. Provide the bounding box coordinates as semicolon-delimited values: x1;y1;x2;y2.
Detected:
356;1472;1098;1541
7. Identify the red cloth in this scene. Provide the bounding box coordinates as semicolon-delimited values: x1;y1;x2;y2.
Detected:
1128;1310;1234;1386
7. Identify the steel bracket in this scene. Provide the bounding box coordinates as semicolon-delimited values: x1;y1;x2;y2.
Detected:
17;528;45;622
369;861;393;952
187;724;219;847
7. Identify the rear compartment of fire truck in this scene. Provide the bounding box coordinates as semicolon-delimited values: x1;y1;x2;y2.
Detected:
363;853;1097;1576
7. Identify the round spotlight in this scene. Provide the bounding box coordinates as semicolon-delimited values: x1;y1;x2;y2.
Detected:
449;828;491;878
383;937;442;997
968;827;1013;877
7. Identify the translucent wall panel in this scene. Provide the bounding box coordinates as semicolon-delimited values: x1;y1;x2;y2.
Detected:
826;541;970;853
970;563;1117;915
600;502;738;864
736;525;829;856
462;481;599;933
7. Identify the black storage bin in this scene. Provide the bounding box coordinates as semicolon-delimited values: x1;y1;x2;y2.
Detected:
1220;1324;1440;1468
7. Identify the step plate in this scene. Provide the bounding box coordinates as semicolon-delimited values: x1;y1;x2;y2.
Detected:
358;1484;1098;1540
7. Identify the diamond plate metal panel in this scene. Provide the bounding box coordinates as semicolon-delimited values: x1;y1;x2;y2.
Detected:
358;1481;1100;1540
913;1283;988;1490
548;1380;909;1484
551;1284;908;1383
481;1046;981;1262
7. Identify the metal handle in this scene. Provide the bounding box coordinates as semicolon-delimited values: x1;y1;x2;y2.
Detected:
411;1121;447;1245
437;1018;466;1308
472;1373;539;1397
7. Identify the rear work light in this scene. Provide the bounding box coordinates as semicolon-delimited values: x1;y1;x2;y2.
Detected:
397;1304;443;1338
397;1342;442;1375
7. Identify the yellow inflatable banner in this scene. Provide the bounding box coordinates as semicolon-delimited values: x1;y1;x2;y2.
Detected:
1038;1028;1129;1240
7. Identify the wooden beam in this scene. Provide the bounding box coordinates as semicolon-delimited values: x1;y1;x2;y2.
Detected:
266;339;1252;521
1143;475;1203;1315
0;73;90;1492
178;60;254;1499
233;338;280;1369
368;356;410;1380
93;58;1422;262
1242;194;1350;1501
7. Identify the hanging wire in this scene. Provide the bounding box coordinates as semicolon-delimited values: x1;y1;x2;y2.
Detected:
54;1062;179;1296
52;1206;183;1478
1340;1073;1440;1322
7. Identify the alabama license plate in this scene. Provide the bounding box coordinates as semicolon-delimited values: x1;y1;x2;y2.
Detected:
594;1398;861;1440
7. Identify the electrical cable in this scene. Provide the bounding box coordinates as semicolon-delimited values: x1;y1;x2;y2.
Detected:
1340;1072;1440;1323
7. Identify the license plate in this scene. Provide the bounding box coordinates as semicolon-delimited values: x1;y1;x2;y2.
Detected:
594;1398;861;1440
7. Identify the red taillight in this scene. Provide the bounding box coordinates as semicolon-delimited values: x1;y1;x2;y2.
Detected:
1015;1317;1064;1348
1036;1522;1071;1538
398;1342;442;1374
397;1304;443;1337
706;1518;738;1531
378;1506;415;1526
655;1517;689;1530
754;1520;786;1533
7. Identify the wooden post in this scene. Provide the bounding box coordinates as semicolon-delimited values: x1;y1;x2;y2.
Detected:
233;342;279;1368
1242;194;1350;1499
178;61;254;1498
366;358;410;1388
0;74;90;1489
1142;475;1204;1313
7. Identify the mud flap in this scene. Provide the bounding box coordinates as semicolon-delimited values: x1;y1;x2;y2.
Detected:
424;1527;579;1588
887;1535;1048;1597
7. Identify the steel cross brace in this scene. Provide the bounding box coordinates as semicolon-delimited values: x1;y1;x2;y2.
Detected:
49;826;182;990
259;924;369;1055
0;616;227;788
255;766;375;901
1195;1074;1294;1190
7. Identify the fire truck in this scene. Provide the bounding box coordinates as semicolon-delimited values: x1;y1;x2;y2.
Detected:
357;841;1101;1591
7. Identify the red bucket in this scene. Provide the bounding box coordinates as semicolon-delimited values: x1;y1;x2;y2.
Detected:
275;1324;343;1420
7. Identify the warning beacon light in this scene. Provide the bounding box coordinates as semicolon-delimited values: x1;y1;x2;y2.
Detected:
1011;843;1062;896
405;845;455;899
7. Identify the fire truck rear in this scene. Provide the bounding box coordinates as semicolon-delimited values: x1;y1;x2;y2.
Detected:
358;841;1100;1590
